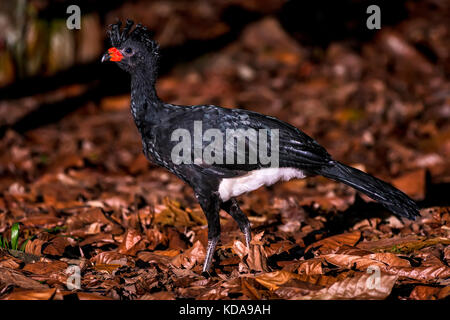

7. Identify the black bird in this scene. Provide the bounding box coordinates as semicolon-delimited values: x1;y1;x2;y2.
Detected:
102;20;420;272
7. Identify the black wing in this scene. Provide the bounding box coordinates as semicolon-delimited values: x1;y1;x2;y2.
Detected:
151;104;333;178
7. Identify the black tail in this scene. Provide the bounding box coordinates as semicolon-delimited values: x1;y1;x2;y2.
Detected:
318;161;420;220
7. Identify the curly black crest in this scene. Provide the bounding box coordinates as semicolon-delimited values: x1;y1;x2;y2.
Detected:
107;19;159;56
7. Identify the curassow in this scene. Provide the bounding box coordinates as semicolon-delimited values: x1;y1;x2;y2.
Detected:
101;20;419;273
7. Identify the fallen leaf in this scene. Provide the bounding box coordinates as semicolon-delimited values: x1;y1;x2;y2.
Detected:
255;270;302;290
43;236;71;256
409;286;441;300
357;236;450;253
2;288;56;300
23;260;68;275
232;239;269;272
276;271;398;300
75;292;114;300
24;239;45;256
171;240;206;269
91;251;129;266
306;232;361;254
117;228;144;255
0;267;48;290
387;265;450;281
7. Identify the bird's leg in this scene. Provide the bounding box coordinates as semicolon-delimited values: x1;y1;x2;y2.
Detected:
221;198;251;248
197;192;221;273
204;237;219;273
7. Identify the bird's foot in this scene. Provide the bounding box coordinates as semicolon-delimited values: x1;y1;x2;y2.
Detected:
202;237;219;273
243;225;252;249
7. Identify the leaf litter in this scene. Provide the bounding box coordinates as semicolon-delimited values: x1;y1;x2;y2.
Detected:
0;1;449;300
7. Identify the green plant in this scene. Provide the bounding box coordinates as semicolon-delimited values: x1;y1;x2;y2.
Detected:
0;222;29;251
10;222;19;250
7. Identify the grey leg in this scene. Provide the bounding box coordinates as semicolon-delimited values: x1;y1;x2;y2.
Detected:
221;198;251;248
197;192;221;273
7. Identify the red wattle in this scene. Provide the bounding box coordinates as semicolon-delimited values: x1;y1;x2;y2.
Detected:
108;47;123;62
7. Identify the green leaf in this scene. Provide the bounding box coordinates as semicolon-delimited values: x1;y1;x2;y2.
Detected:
43;226;67;234
20;238;29;252
11;223;20;250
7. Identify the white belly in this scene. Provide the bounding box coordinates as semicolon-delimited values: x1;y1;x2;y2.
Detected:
218;167;306;201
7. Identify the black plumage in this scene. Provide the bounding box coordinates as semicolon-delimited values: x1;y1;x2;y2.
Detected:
102;20;420;273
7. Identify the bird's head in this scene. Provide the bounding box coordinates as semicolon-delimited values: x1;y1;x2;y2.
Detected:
102;20;159;75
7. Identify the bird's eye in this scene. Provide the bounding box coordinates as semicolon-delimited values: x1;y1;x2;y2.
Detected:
125;47;133;54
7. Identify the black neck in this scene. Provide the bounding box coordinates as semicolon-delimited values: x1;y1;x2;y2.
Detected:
130;66;164;127
131;65;159;100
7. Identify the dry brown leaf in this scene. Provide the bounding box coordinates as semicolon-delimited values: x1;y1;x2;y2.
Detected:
0;258;21;269
139;291;175;300
171;240;206;269
438;286;450;300
23;260;68;275
232;239;269;272
20;215;62;227
241;278;262;299
24;239;45;256
255;270;302;290
75;292;114;300
276;272;398;300
186;207;207;225
153;249;181;257
0;267;48;290
265;240;295;257
154;198;192;227
295;259;324;275
137;251;172;267
366;253;411;267
78;233;115;246
324;254;385;270
323;252;411;272
0;251;24;269
93;263;122;274
91;251;128;265
145;228;167;250
357;236;450;253
387;265;450;281
167;228;188;250
306;232;361;254
2;288;56;300
67;207;114;232
409;286;441;300
296;271;353;288
43;236;71;256
117;228;144;255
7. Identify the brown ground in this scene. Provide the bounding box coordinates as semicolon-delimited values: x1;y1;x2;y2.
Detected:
0;2;449;300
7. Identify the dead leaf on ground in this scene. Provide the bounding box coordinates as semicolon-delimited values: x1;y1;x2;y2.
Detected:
43;236;71;256
276;271;398;300
117;228;146;255
2;288;56;300
306;232;361;255
409;285;441;300
23;260;68;275
171;240;206;270
0;267;49;290
91;251;129;266
232;238;269;273
255;270;302;290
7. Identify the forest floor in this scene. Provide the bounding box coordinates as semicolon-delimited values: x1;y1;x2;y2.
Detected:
0;2;449;300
